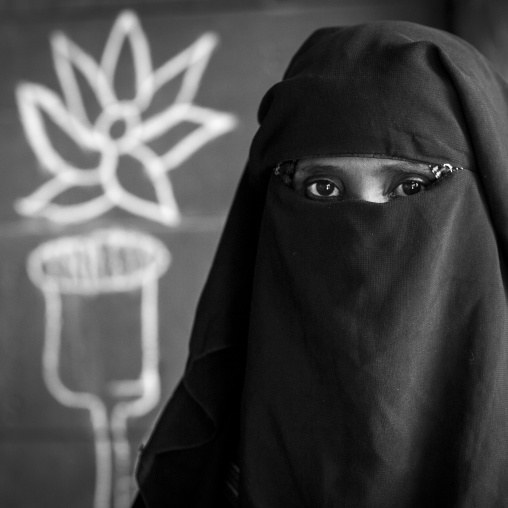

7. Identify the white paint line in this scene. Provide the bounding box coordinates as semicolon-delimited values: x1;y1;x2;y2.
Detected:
29;228;170;508
16;10;237;226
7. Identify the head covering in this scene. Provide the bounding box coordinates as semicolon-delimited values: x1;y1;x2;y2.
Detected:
134;21;508;507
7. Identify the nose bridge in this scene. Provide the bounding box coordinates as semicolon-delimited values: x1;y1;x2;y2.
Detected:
346;172;388;203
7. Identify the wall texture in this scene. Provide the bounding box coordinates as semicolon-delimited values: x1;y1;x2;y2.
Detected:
452;0;508;80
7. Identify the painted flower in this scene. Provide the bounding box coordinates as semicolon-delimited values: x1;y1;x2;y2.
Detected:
15;10;237;225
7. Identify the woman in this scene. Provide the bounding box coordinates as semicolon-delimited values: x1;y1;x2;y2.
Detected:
133;21;508;507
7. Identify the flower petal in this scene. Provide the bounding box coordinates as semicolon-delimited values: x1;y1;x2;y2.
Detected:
15;176;113;223
150;32;219;106
102;144;181;226
16;82;102;184
137;103;237;173
51;31;116;118
100;10;153;111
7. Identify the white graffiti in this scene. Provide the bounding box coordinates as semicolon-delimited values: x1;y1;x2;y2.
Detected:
15;10;237;225
28;229;170;508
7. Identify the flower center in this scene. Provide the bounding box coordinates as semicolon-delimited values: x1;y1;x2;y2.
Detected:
108;118;128;140
94;103;141;146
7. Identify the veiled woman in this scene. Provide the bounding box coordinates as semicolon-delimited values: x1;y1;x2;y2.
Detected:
133;20;508;507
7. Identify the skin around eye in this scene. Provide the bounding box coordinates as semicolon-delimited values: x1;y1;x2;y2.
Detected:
292;157;437;203
305;180;342;200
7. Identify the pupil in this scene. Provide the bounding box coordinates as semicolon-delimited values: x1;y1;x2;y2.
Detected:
402;181;421;195
316;181;334;196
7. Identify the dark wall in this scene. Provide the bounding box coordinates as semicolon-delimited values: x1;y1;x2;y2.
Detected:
0;2;448;508
0;0;449;18
452;0;508;80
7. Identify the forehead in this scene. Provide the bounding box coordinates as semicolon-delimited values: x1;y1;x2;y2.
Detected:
295;157;431;175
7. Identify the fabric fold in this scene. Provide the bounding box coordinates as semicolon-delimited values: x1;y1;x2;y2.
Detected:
134;169;263;507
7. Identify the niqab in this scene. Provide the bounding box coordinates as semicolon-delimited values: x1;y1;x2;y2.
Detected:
135;21;508;507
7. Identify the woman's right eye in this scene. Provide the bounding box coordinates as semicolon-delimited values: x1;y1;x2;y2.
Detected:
389;178;431;198
305;180;342;200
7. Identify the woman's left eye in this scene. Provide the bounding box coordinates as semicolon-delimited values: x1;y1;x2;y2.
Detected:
390;179;429;198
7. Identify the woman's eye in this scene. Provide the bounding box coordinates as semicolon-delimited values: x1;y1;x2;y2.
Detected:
391;179;429;198
305;180;342;200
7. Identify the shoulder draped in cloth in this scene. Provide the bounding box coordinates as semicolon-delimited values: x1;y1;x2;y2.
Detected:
133;21;508;507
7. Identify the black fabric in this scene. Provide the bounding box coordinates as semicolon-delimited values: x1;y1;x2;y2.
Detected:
134;168;261;508
241;170;508;507
134;21;508;507
251;25;474;172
